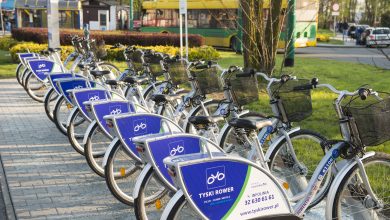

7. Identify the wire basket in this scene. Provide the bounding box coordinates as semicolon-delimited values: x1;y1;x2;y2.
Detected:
144;53;165;77
342;92;390;146
165;58;188;85
131;50;145;72
270;78;312;122
229;70;259;106
90;40;107;60
190;65;223;95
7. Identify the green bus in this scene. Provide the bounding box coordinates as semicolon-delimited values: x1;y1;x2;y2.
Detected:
140;0;319;49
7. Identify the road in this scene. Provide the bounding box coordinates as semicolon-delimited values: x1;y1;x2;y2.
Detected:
295;47;390;70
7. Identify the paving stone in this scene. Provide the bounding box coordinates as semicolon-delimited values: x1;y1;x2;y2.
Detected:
0;79;134;219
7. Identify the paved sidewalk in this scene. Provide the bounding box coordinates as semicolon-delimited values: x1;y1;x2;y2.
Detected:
0;78;134;219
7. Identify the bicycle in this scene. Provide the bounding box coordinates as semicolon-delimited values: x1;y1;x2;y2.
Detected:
161;82;390;220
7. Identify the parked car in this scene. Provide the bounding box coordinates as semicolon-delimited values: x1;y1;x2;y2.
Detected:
363;27;390;47
348;24;370;39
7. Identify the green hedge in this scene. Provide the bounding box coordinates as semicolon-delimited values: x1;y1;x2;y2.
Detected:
11;28;205;47
0;36;18;51
9;42;220;63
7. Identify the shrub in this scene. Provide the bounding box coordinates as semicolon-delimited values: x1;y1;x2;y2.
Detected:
0;36;18;51
9;42;73;62
11;28;205;47
316;34;330;42
9;42;220;63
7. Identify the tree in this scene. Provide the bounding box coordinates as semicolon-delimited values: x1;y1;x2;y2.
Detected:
381;11;390;27
240;0;285;76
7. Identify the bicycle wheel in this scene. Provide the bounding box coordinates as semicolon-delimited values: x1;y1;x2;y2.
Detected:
53;96;72;135
15;63;24;86
104;138;142;205
24;71;48;102
218;111;266;157
21;68;30;87
268;129;328;208
98;62;121;79
162;191;201;220
44;88;59;122
331;152;390;220
134;165;170;220
184;100;224;134
84;121;112;177
67;107;89;155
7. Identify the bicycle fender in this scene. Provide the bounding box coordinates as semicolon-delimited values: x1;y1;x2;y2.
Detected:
132;163;153;200
102;137;120;168
325;151;376;219
216;110;251;145
82;120;97;145
264;127;301;161
66;107;79;127
160;190;185;220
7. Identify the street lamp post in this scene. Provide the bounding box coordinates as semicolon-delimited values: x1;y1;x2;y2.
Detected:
129;0;133;30
284;0;296;67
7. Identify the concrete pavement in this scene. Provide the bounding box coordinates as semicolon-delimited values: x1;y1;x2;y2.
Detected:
0;78;134;219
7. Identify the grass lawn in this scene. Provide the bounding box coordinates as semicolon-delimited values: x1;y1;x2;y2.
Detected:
317;28;344;45
0;50;16;79
219;51;390;154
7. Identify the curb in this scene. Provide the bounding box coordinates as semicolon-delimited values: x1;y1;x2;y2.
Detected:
316;44;365;48
0;154;17;220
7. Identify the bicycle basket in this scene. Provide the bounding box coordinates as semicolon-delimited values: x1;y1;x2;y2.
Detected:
229;69;259;106
190;65;223;95
144;52;164;77
90;40;107;60
131;49;145;72
342;92;390;146
165;58;188;85
270;78;312;122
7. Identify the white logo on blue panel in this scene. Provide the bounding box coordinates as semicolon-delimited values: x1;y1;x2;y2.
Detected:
109;105;122;115
38;63;46;68
206;166;226;189
133;118;147;135
88;92;100;101
169;140;185;156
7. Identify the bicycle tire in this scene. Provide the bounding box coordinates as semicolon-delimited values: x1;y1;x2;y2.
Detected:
84;121;112;177
267;129;329;209
67;107;89;155
21;68;30;88
24;71;48;103
104;138;142;205
98;62;121;79
53;96;70;135
134;165;170;220
161;191;197;220
15;63;23;86
44;87;58;122
331;152;390;220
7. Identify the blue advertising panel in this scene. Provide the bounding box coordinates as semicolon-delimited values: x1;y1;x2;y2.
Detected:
18;53;36;64
115;114;162;160
49;73;74;94
92;101;135;136
57;78;92;104
179;160;291;219
73;89;109;119
28;59;55;81
148;136;201;186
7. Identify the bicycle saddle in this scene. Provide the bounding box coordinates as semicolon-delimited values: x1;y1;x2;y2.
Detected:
90;70;111;78
228;118;272;130
151;94;182;104
122;76;149;85
105;79;121;86
48;48;62;52
188;115;224;126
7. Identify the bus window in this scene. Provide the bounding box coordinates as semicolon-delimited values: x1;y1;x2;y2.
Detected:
297;32;301;38
304;32;307;37
156;9;179;27
188;10;199;28
198;10;211;28
142;10;156;26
